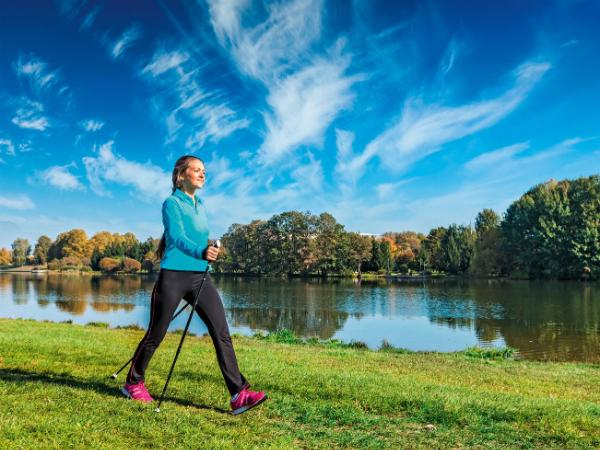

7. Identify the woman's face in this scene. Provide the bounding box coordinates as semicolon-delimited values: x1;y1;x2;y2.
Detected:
182;159;206;190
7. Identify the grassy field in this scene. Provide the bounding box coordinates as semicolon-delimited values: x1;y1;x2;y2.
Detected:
1;319;599;449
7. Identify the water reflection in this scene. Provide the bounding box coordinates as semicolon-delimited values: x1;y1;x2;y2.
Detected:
1;272;599;362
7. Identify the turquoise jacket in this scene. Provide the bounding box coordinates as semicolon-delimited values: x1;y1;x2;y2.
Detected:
160;189;210;272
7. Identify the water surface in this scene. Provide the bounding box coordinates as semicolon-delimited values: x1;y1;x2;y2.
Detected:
1;273;598;362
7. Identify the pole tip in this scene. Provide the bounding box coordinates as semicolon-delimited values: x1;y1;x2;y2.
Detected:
154;407;161;413
111;374;117;379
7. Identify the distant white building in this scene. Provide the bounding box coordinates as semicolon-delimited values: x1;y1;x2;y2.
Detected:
358;232;381;238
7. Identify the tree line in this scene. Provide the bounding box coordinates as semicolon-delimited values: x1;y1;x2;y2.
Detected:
0;175;597;279
213;175;599;280
1;231;160;273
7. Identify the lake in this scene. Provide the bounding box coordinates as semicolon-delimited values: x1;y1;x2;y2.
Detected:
1;272;598;362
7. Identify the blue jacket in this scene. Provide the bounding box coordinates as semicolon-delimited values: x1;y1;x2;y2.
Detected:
160;189;210;272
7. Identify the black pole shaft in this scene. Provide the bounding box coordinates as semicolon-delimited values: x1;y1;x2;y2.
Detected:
110;302;190;379
154;268;209;412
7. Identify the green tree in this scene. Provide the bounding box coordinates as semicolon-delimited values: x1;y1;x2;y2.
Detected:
314;213;345;276
471;209;503;277
423;227;447;272
343;232;372;276
441;225;475;274
11;238;30;266
33;235;52;265
502;176;600;279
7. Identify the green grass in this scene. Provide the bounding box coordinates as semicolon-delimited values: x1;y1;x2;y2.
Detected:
1;319;599;449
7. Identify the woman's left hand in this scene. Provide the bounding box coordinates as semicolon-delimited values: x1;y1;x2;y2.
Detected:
205;245;220;262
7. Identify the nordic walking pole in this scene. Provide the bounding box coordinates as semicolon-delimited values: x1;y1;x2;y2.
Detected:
110;302;190;380
154;240;220;413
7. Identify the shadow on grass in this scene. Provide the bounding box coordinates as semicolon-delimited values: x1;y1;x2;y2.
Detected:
0;367;230;414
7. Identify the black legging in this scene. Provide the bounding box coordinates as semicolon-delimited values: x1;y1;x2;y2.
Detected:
126;269;249;396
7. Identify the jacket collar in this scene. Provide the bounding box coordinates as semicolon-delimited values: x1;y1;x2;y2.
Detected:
174;188;201;206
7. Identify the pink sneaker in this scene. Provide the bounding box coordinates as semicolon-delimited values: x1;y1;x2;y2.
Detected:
230;388;267;415
121;382;154;403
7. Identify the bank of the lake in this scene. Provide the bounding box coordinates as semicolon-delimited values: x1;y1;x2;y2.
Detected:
1;319;599;449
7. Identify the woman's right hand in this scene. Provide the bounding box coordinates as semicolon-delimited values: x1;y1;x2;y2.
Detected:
205;245;220;262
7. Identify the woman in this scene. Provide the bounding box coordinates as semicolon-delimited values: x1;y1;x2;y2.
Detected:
122;155;267;415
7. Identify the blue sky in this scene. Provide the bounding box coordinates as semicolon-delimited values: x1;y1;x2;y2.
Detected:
1;0;599;248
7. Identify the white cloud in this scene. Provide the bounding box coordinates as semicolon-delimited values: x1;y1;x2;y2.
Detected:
140;46;247;147
11;98;50;131
210;0;322;82
142;49;189;77
13;54;60;95
375;180;414;200
0;139;16;156
111;25;142;59
0;195;35;210
81;6;101;30
347;61;551;180
439;40;460;77
38;164;84;191
258;55;358;165
80;119;105;132
335;128;363;185
466;138;583;175
465;142;530;171
204;152;244;189
208;0;358;166
208;0;249;44
82;141;171;199
185;103;249;150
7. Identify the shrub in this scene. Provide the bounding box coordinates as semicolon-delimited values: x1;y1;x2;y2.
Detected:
463;346;516;360
99;257;120;273
61;256;83;271
86;321;109;328
47;260;61;271
122;257;141;273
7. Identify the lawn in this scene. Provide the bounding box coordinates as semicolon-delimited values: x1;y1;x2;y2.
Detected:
0;318;599;449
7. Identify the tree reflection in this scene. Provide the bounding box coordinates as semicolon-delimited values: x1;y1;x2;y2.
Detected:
4;273;146;315
215;276;352;339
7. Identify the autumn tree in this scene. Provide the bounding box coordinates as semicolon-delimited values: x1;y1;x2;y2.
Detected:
122;257;142;273
0;248;12;266
50;229;91;260
99;257;120;272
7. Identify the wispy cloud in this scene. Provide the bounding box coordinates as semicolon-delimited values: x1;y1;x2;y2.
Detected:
258;54;358;165
13;54;60;96
82;141;171;199
466;137;584;178
81;6;101;30
110;25;142;59
208;0;358;165
11;98;50;131
465;142;530;171
185;103;250;150
80;119;105;132
36;164;85;191
142;49;189;76
334;128;362;186
140;46;248;148
0;139;16;156
0;195;35;210
347;61;551;180
210;0;322;82
439;39;460;77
